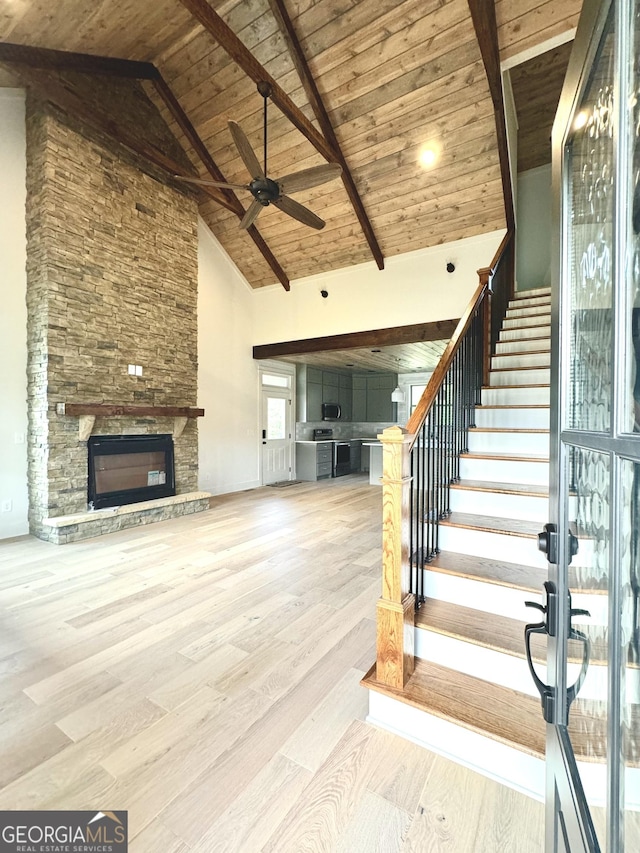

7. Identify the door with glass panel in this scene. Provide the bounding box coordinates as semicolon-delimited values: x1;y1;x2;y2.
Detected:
535;0;640;849
260;371;293;485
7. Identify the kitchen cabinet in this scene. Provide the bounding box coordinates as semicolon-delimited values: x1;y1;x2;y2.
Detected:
296;442;332;480
351;373;396;422
298;366;395;423
306;379;323;422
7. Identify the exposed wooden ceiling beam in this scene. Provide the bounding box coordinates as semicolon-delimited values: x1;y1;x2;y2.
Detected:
0;42;291;290
176;0;336;164
0;41;159;79
467;0;514;230
266;0;384;271
11;64;199;180
151;76;290;290
253;319;458;360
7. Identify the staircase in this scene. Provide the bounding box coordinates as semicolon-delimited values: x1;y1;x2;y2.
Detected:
364;287;556;799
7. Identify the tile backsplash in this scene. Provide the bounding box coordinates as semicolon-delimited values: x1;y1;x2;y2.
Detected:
296;421;395;441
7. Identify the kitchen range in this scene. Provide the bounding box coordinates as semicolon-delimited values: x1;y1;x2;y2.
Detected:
295;429;368;481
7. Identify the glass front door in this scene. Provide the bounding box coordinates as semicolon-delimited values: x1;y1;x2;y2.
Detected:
542;0;640;848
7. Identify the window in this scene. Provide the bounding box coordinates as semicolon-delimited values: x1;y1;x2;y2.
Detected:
261;373;290;388
410;384;427;415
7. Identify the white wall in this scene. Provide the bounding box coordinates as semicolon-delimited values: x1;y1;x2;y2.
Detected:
516;164;552;291
251;230;505;344
0;90;29;538
197;226;504;496
197;221;263;495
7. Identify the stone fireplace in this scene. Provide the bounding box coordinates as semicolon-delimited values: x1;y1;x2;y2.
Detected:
25;85;210;543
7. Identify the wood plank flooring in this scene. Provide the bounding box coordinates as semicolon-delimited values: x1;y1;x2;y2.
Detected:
0;475;543;851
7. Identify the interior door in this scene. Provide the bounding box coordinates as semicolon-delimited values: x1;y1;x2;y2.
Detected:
261;386;293;485
537;0;640;849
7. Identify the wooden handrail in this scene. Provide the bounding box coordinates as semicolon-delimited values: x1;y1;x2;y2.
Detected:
405;229;513;449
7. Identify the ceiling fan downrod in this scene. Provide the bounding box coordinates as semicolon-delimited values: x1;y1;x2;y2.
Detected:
257;81;272;177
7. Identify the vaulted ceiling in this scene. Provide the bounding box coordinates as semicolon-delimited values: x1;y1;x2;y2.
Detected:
0;0;583;290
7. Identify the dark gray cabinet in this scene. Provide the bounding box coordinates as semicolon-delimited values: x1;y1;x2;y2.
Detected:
298;366;396;423
351;373;396;422
296;442;332;480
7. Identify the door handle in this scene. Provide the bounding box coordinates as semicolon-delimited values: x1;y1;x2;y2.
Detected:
524;582;591;724
524;581;557;723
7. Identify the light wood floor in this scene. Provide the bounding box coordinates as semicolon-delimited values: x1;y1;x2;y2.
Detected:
0;475;544;851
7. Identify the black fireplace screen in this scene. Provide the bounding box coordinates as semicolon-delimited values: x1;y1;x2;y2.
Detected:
88;434;175;509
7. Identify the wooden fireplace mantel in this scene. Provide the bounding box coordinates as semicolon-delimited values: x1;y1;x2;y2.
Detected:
55;403;205;441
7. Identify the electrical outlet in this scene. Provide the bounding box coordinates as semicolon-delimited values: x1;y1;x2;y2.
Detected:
14;432;25;444
135;365;143;376
1;500;12;513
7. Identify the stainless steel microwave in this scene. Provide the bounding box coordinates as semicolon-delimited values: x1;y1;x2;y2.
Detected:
322;402;341;420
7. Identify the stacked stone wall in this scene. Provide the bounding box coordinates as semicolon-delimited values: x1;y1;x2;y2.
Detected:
25;97;199;538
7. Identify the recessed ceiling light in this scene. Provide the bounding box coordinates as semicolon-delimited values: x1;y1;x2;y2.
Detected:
419;143;441;169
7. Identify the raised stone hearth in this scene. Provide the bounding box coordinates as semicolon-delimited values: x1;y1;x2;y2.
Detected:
41;491;212;544
25;87;207;542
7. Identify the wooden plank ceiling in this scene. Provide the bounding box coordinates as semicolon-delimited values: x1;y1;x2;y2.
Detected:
0;0;583;290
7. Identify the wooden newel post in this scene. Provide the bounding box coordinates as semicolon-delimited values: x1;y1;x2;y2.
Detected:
376;425;415;689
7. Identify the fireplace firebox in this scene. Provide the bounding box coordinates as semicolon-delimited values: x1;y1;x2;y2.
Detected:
88;434;176;509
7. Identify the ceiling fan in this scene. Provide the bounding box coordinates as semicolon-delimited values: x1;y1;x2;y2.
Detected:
176;81;342;230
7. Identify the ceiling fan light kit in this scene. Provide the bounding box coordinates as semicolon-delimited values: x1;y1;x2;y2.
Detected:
176;82;342;231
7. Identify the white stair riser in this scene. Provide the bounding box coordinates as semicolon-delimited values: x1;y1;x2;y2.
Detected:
506;305;551;319
450;487;548;521
481;386;549;406
500;326;551;341
509;294;551;310
460;455;549;484
468;430;549;455
495;339;551;355
474;407;550;429
503;315;551;330
513;287;551;300
423;570;542;620
490;368;550;386
368;691;627;809
491;352;551;369
438;525;546;567
414;627;621;702
367;692;546;802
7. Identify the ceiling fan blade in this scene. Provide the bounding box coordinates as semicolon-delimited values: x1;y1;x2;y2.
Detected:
239;198;264;230
228;120;265;180
273;194;325;230
173;175;249;191
277;163;343;195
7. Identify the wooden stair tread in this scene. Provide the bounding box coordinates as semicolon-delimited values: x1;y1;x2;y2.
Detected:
362;659;545;758
415;599;610;667
482;383;550;390
460;451;548;462
424;550;607;595
469;427;550;434
363;660;614;763
491;365;550;372
498;336;551;343
450;479;548;497
441;512;540;538
493;349;550;356
425;550;542;591
475;404;550;410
